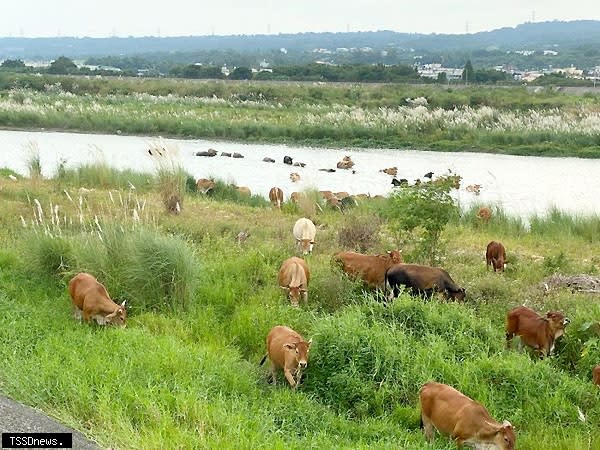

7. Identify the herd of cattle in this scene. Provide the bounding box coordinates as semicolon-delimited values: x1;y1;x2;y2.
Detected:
66;212;595;449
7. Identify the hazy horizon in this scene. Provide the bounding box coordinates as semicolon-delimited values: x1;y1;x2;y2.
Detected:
2;1;599;39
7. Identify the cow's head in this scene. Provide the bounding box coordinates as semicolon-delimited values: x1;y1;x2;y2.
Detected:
449;287;466;301
545;311;570;338
280;286;307;307
387;250;403;264
297;238;315;255
106;300;127;328
491;420;515;450
283;338;312;370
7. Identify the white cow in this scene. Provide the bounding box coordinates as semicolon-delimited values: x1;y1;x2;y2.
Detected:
293;218;316;255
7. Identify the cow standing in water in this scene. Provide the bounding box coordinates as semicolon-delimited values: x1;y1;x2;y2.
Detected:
260;325;312;389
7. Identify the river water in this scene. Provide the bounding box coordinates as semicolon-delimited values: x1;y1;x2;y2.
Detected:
1;129;598;219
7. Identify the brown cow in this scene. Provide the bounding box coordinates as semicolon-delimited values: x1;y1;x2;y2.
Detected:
278;257;310;307
486;241;506;272
593;365;600;386
68;272;127;327
476;207;492;223
268;187;284;209
337;155;355;169
380;167;398;176
260;325;312;389
290;172;301;182
333;250;403;289
420;382;515;449
386;264;466;301
196;178;216;194
290;192;305;204
506;306;570;357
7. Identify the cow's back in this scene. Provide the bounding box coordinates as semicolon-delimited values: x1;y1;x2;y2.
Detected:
69;272;107;310
336;251;397;288
278;257;309;287
267;325;303;368
420;382;472;435
293;218;316;240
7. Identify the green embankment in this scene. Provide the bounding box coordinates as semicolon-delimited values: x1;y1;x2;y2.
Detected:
0;167;599;449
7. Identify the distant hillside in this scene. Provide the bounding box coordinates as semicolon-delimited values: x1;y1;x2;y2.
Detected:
2;20;600;62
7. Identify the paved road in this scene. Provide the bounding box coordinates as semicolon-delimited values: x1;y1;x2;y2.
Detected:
0;396;100;449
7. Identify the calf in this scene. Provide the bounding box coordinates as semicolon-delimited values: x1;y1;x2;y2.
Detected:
268;187;284;209
386;264;465;301
196;178;216;194
593;365;600;386
333;250;402;289
260;325;312;389
278;256;310;307
420;382;515;450
506;306;570;357
486;241;506;272
476;206;492;223
293;218;317;255
68;272;127;327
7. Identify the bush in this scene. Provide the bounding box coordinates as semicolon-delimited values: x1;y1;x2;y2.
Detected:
336;213;382;252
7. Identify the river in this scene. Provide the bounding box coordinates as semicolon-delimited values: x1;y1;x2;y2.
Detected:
1;129;598;219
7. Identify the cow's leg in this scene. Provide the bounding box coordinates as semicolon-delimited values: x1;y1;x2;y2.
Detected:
72;306;83;322
284;368;297;388
302;291;308;305
268;362;277;385
421;414;435;442
505;332;514;349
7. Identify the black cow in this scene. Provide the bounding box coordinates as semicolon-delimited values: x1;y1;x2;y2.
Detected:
263;157;276;163
385;264;465;301
284;156;293;165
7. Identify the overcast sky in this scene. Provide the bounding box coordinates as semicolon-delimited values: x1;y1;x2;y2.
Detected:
2;0;600;38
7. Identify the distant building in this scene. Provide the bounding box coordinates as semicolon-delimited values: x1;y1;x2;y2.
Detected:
543;50;559;56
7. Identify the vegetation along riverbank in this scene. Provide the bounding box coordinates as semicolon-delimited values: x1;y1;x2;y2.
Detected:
0;159;599;449
1;73;600;157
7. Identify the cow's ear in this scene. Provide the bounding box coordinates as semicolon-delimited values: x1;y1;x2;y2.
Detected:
387;251;392;255
121;300;127;308
280;286;290;291
307;338;313;347
283;343;296;350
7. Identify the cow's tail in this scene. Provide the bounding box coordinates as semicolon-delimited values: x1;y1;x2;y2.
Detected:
259;354;268;366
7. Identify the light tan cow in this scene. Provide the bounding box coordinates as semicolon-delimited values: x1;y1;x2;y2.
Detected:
237;186;251;196
290;192;305;204
68;272;127;327
420;382;515;449
278;256;310;307
476;207;492;223
293;218;317;255
333;250;403;289
380;167;398;176
196;178;216;194
260;325;312;389
268;187;284;209
290;173;301;182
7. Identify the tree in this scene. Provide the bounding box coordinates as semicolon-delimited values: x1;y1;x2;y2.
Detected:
47;56;78;74
229;66;253;80
1;59;26;70
462;59;474;84
386;175;460;264
437;72;448;84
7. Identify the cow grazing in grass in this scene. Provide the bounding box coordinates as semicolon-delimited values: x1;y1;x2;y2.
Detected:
593;365;600;386
386;264;465;301
196;178;216;194
420;382;515;449
506;306;570;357
68;272;127;327
293;218;316;255
237;186;251;196
486;241;507;272
333;250;403;289
260;325;312;389
476;207;492;223
268;187;284;209
278;257;310;307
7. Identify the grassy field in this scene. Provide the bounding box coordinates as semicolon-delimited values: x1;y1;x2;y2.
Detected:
1;73;600;157
0;163;599;449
